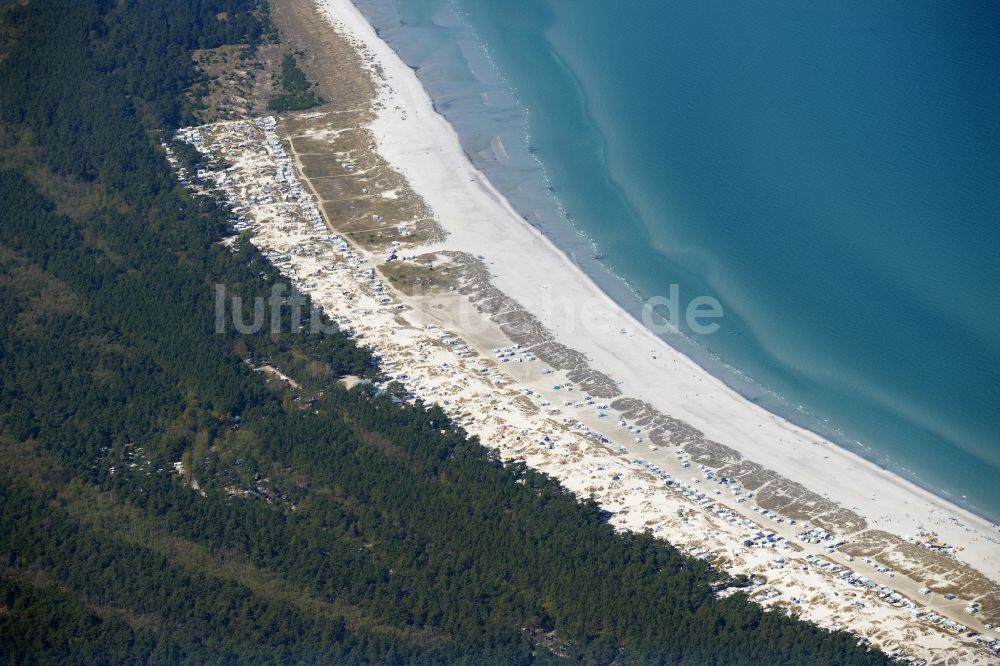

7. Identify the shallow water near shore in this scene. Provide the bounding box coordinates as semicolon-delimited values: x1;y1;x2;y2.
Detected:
352;0;1000;521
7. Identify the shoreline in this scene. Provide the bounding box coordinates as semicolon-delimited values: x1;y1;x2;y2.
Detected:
352;0;1000;527
317;0;1000;579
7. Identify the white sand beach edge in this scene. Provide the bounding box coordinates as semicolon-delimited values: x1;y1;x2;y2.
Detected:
316;0;999;582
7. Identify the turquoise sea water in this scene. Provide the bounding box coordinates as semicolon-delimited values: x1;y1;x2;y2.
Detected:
355;0;1000;521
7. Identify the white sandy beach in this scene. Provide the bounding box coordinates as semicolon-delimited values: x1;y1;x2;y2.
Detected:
315;0;1000;580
